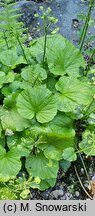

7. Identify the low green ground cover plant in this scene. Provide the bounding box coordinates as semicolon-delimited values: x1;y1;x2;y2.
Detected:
0;0;95;199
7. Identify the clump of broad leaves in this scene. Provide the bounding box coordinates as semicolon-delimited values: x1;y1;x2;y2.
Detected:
0;34;95;199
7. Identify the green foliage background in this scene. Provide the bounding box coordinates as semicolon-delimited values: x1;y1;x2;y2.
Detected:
0;0;95;199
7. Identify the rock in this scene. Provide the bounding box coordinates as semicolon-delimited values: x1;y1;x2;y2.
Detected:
1;0;95;43
41;188;53;199
81;168;84;173
19;1;39;26
58;190;65;196
75;191;80;197
51;190;59;199
51;189;64;199
92;175;95;181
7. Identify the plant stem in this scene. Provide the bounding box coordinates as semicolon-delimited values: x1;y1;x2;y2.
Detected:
86;48;95;73
83;97;95;117
76;145;94;155
3;30;9;49
74;165;93;199
15;32;29;64
43;14;47;65
79;153;90;182
79;0;94;51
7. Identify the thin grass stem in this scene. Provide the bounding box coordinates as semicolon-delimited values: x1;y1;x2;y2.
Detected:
74;165;93;199
79;0;94;51
43;15;47;65
15;32;29;64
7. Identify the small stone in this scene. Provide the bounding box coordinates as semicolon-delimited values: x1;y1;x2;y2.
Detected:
72;19;79;28
58;190;64;196
75;191;80;197
92;175;95;181
51;189;64;198
52;190;59;199
60;185;64;190
81;168;84;173
41;191;50;199
60;196;66;200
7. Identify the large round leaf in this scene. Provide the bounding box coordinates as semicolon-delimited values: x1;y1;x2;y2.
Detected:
1;108;30;131
17;86;57;123
30;34;66;59
0;49;26;69
41;113;75;149
0;146;21;181
30;113;75;150
55;76;93;112
47;38;85;77
26;152;59;179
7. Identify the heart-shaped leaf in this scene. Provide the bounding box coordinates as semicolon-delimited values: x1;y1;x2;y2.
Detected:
17;86;57;123
30;34;66;60
47;38;85;77
55;76;93;112
26;152;59;179
62;147;77;161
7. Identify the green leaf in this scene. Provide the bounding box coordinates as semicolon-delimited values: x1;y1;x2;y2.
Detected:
5;71;14;83
59;160;71;172
0;187;17;200
0;145;6;157
1;108;30;132
42;114;75;150
21;64;47;83
88;113;95;126
39;178;56;191
55;76;93;112
0;71;14;88
3;93;17;108
79;130;95;156
62;147;77;162
0;147;21;181
0;71;6;88
43;145;62;161
30;113;75;150
0;49;26;69
20;189;30;199
7;134;33;157
29;178;56;191
47;38;85;77
0;123;2;138
84;100;95;117
46;77;57;93
26;152;59;179
0;136;5;148
17;86;57;123
30;34;66;60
